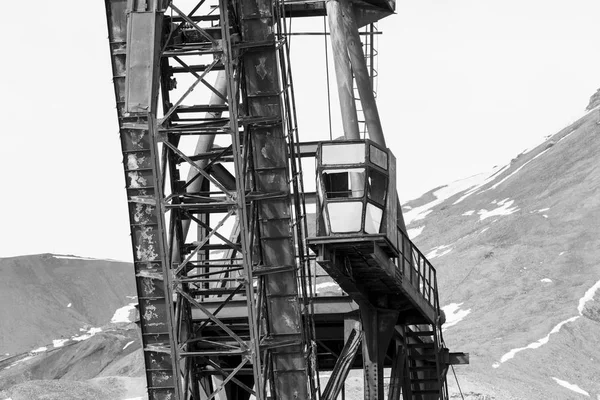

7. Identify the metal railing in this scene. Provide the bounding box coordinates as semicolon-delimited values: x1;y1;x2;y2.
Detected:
395;226;439;311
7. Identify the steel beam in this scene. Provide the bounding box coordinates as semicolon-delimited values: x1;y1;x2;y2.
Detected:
326;0;360;139
360;307;399;400
339;0;385;146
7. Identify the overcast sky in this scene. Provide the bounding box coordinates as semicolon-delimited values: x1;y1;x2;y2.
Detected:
1;0;599;261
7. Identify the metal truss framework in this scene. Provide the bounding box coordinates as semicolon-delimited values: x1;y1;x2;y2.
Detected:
105;0;467;398
105;0;317;398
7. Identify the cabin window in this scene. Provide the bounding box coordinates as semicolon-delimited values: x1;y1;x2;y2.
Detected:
322;168;365;198
367;169;387;205
321;143;365;165
364;203;383;234
327;202;363;233
369;145;388;170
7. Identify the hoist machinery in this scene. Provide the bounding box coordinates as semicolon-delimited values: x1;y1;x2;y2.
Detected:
103;0;468;398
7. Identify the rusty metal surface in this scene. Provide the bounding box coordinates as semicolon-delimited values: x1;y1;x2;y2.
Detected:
238;0;312;396
105;1;181;398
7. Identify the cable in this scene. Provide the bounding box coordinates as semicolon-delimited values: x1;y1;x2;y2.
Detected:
323;15;333;140
451;364;465;400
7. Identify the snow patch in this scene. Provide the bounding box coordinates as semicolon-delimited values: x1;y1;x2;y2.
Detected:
31;347;47;353
407;226;424;239
540;278;553;283
111;302;137;324
442;303;471;330
426;245;452;259
536;208;550;212
67;303;72;308
53;339;69;348
53;254;125;262
493;279;600;368
493;316;580;368
123;341;135;350
405;172;502;224
478;199;519;221
556;128;578;144
559;251;566;256
72;327;102;342
126;295;138;300
542;214;548;219
53;255;100;261
480;227;489;234
552;377;590;397
453;165;509;205
487;148;551;191
3;355;34;371
577;279;600;315
462;210;475;216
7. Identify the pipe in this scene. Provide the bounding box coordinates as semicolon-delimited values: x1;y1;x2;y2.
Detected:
339;0;385;146
326;0;360;140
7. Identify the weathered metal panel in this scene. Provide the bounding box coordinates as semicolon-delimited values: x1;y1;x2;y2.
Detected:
240;0;274;19
264;272;299;295
242;19;275;42
261;238;295;266
268;296;302;333
247;96;282;118
255;170;288;192
257;198;291;219
258;219;290;238
253;128;287;168
124;12;162;114
273;369;309;400
244;52;279;95
108;0;128;41
385;150;399;247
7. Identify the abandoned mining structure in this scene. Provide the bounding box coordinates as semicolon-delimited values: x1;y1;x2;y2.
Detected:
103;0;468;398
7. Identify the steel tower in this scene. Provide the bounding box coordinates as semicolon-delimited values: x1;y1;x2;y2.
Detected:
103;0;467;398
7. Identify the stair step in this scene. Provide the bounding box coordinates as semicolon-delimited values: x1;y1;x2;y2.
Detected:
411;378;439;384
408;343;435;349
412;389;440;395
409;366;437;371
406;330;434;337
410;354;436;361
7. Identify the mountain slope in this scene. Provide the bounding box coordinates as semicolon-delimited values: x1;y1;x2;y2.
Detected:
0;254;136;355
404;107;600;398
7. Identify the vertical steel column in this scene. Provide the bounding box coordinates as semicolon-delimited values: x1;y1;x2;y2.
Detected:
339;0;385;146
218;0;266;396
326;0;360;140
238;0;311;396
359;307;399;400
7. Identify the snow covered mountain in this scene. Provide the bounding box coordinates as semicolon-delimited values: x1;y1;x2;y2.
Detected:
404;106;600;399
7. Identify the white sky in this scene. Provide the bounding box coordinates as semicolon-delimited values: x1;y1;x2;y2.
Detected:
1;0;599;261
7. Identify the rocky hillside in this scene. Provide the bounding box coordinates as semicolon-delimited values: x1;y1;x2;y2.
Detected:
0;254;135;356
0;321;146;400
404;106;600;399
0;253;144;400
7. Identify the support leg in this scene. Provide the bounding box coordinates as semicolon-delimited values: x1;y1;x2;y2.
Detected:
360;306;399;400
